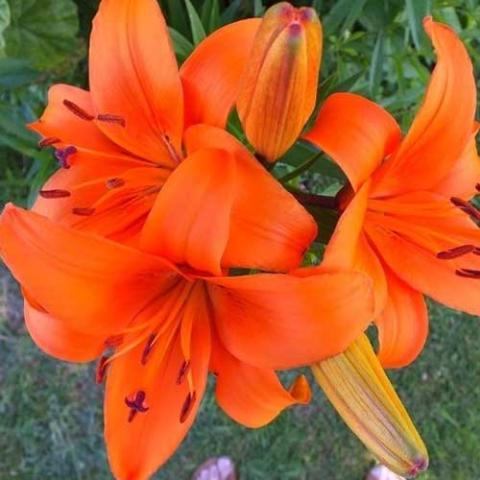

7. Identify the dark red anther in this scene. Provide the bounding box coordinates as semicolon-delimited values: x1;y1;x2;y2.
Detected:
176;360;190;385
451;197;480;221
476;183;480;193
39;137;61;149
39;189;71;199
106;177;125;189
473;247;480;256
105;335;124;348
63;99;95;121
180;391;196;423
55;146;77;169
97;114;126;127
455;268;480;279
72;207;95;216
96;355;109;384
436;244;475;260
141;334;156;366
125;390;149;423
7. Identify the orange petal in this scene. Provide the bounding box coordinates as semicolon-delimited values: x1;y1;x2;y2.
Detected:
208;271;374;369
367;221;480;316
211;337;311;428
372;18;476;197
105;309;210;480
28;84;130;158
24;299;105;363
237;3;322;162
180;18;261;129
376;270;428;368
89;0;183;166
0;205;178;336
140;148;236;275
184;124;317;271
304;93;401;191
431;130;480;199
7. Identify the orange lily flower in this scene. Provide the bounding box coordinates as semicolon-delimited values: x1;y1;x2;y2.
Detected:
237;2;322;162
0;141;375;480
29;0;262;239
304;17;480;368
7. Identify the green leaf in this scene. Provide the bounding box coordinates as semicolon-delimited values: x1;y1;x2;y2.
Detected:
184;0;206;45
324;0;363;35
0;0;11;55
220;0;243;25
200;0;220;33
0;58;38;89
369;31;384;95
405;0;431;51
2;0;80;71
165;0;189;35
254;0;265;17
168;27;194;62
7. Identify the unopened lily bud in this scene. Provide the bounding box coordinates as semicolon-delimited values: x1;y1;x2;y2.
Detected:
237;2;322;162
311;335;428;478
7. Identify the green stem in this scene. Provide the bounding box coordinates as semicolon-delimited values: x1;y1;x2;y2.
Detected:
279;152;321;183
290;189;338;210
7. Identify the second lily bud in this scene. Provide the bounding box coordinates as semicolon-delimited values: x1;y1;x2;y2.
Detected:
237;2;322;162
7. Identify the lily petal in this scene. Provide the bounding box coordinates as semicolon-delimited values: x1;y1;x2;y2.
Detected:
367;220;480;316
0;205;178;335
372;18;476;197
211;337;310;428
376;270;428;368
304;93;401;191
181;19;261;128
28;84;129;158
105;308;210;480
140;148;236;276
184;125;317;271
24;299;105;363
431;132;480;199
89;0;183;166
208;271;374;369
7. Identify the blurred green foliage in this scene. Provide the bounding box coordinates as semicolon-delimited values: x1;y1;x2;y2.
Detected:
1;0;480;478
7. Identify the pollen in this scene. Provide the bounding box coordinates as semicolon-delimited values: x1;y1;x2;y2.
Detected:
141;334;156;365
106;177;126;189
450;197;480;222
97;114;126;127
39;137;61;149
63;99;95;121
180;391;196;423
39;189;71;199
72;207;96;216
176;360;190;385
455;268;480;279
96;355;110;384
436;245;475;259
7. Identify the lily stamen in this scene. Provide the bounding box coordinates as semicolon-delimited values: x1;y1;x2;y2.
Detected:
96;355;110;384
176;360;190;385
125;390;149;423
450;197;480;221
455;268;480;279
55;146;77;169
180;391;196;423
436;244;475;259
97;114;126;127
141;333;157;365
106;178;126;189
63;99;95;121
39;189;71;199
72;207;96;216
39;137;61;149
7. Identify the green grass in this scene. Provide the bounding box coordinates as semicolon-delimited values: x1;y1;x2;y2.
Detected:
1;274;479;480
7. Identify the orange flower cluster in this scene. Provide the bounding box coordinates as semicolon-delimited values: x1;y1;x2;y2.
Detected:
1;1;478;479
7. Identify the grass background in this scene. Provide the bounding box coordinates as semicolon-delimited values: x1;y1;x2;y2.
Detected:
1;0;480;478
